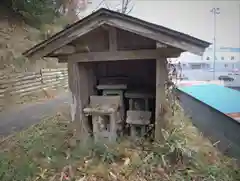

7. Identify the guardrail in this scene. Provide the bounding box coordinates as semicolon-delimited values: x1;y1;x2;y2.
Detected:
0;68;68;106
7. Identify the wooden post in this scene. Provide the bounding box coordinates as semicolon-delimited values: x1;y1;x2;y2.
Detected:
155;58;168;142
68;62;93;142
68;62;76;122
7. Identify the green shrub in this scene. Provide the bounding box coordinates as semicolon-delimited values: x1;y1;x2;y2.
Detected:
2;0;62;27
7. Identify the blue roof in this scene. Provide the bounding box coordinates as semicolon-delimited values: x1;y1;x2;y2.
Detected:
178;84;240;114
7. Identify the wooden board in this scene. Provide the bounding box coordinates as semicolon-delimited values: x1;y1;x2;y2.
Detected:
59;48;181;63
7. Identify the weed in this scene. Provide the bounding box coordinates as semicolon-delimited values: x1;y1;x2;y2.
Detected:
0;109;239;181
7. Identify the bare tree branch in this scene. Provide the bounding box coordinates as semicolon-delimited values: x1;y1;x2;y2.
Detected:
126;3;134;14
121;0;125;13
93;0;134;14
92;0;105;12
104;0;111;10
121;0;134;14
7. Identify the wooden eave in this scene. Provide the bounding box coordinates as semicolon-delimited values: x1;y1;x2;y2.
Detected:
22;8;210;60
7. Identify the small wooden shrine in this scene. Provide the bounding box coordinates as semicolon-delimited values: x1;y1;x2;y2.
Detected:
23;8;210;142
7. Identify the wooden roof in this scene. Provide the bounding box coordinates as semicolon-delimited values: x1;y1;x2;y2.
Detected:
23;8;210;59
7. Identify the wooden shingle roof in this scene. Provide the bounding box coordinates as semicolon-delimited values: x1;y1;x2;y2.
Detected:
23;8;210;59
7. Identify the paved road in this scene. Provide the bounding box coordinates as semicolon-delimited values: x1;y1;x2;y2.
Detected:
0;93;71;136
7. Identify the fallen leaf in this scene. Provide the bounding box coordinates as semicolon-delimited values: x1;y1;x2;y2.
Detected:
109;171;117;180
155;167;169;180
123;157;130;166
77;176;86;181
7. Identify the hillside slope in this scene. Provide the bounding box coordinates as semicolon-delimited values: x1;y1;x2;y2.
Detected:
0;6;66;74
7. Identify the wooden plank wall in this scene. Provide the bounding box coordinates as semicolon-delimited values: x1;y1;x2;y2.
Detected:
0;68;68;108
95;59;156;89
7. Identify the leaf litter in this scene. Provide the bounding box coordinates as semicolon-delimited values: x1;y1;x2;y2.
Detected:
0;107;239;181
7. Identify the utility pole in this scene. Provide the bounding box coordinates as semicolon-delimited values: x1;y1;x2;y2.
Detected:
210;7;220;80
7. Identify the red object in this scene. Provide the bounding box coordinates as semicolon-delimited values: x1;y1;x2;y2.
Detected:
64;174;70;180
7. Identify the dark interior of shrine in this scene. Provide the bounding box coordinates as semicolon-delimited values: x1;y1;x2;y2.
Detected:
85;58;157;136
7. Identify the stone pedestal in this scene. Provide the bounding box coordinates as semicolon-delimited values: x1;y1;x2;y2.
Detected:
125;91;154;138
83;95;121;142
102;90;125;120
97;84;127;136
126;110;151;138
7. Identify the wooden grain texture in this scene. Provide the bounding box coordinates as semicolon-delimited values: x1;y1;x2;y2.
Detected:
23;9;209;60
50;45;76;56
58;49;180;63
41;68;67;72
109;26;117;51
0;74;41;86
105;19;203;55
68;62;91;141
27;19;105;60
155;57;168;142
0;68;69;105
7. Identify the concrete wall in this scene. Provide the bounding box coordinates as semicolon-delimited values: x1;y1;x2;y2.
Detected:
177;89;240;158
228;87;240;91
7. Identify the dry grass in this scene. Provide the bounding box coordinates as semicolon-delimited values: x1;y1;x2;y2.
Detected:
0;5;68;112
0;106;239;181
0;5;66;73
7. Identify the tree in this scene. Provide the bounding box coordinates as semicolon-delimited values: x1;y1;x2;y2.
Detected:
3;0;63;26
60;0;90;22
2;0;91;27
119;0;134;14
96;0;134;14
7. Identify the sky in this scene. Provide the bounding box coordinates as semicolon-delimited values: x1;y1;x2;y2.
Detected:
81;0;240;61
131;0;240;48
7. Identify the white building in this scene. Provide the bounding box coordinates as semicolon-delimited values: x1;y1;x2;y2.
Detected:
177;47;240;71
203;47;240;63
202;47;240;71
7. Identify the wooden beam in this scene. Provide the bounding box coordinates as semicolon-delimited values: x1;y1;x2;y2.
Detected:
24;14;208;60
26;18;105;60
156;42;168;48
50;45;76;56
58;48;181;63
109;27;117;51
157;47;182;58
105;18;205;56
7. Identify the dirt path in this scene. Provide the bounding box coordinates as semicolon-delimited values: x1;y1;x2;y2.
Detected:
0;93;71;136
